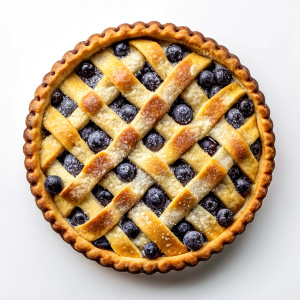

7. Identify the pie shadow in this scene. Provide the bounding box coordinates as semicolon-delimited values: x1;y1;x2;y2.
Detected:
89;224;254;286
127;240;240;286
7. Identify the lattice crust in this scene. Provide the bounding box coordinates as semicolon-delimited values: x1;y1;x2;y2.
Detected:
39;37;262;259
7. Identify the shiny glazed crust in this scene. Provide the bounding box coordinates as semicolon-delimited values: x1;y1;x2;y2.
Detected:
23;21;275;274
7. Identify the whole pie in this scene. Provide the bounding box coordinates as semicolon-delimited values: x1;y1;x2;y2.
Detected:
24;22;275;274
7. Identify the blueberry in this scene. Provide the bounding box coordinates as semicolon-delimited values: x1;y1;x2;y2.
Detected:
144;242;160;259
143;132;164;151
165;44;184;63
44;175;63;194
42;126;51;138
183;231;204;251
92;185;113;206
238;97;254;117
207;62;217;72
135;62;154;79
78;61;95;78
172;104;193;125
228;164;242;182
141;62;154;74
226;108;244;129
121;219;140;239
140;72;162;91
197;70;214;88
63;154;84;176
250;139;262;160
60;96;78;118
87;130;110;152
109;95;127;114
115;162;137;182
213;67;232;86
216;208;234;227
79;122;97;142
93;236;111;250
203;89;210;97
201;196;220;216
119;104;138;123
209;85;223;98
173;220;193;239
235;177;251;196
67;207;89;227
145;187;166;210
113;41;130;57
173;163;195;186
51;90;63;105
199;137;219;156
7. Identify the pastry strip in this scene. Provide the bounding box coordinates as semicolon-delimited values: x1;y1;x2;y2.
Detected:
60;53;209;204
46;160;142;258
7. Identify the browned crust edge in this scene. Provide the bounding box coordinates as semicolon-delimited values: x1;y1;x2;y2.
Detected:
23;21;275;274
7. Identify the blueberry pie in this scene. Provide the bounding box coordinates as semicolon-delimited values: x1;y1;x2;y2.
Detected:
24;22;275;274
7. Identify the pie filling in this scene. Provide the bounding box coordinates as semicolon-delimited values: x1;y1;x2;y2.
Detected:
41;39;261;259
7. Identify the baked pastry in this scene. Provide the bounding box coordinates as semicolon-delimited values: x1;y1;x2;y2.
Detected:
24;22;275;274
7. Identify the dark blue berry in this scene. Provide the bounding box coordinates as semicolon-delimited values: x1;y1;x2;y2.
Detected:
197;70;214;88
76;61;103;88
173;163;195;186
51;90;63;105
235;176;251;196
60;96;78;118
216;208;233;227
143;132;164;151
144;242;160;259
250;139;262;160
79;122;97;143
88;130;110;152
207;62;217;72
172;104;193;125
92;185;113;206
228;164;242;182
44;175;63;194
119;104;138;123
201;196;220;216
213;67;232;86
166;44;184;63
226;108;244;129
183;231;204;251
121;219;140;239
140;72;162;91
199;137;219;156
109;95;127;114
173;220;193;239
203;89;210;97
79;61;95;78
116;162;137;182
135;62;154;79
145;187;166;210
141;62;154;73
63;154;84;176
209;85;223;98
67;207;89;227
238;97;254;117
42;126;51;138
113;42;130;57
93;236;111;250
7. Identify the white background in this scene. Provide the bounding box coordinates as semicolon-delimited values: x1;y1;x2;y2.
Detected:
1;0;299;299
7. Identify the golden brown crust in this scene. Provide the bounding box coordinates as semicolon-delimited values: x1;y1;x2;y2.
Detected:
80;92;104;116
24;21;275;274
75;186;139;241
140;95;168;122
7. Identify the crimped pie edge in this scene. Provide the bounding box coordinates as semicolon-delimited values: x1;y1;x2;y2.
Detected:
23;21;275;274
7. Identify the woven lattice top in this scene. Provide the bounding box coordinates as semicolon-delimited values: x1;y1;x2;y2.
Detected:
40;38;260;258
